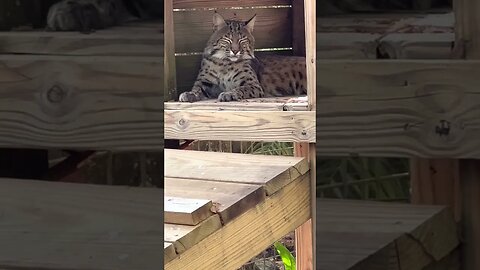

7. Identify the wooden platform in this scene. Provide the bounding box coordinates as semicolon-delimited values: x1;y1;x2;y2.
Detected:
0;21;163;151
318;12;454;59
316;199;460;270
0;178;163;270
164;96;315;143
164;149;311;269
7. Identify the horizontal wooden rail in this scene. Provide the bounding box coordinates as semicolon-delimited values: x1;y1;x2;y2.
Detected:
165;110;315;142
317;59;480;158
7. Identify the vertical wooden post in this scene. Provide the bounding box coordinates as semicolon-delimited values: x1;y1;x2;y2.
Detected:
164;0;177;102
294;0;316;269
455;0;480;269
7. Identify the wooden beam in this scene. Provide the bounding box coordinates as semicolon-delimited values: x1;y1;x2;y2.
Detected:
164;196;214;226
164;173;311;270
317;60;480;158
165;0;177;101
0;55;163;151
165;110;315;143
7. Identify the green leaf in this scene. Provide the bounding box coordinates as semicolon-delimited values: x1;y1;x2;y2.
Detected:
274;242;296;270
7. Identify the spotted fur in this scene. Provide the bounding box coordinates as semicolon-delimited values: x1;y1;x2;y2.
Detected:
179;13;307;102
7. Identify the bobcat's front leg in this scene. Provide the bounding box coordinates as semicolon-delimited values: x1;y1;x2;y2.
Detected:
218;84;265;102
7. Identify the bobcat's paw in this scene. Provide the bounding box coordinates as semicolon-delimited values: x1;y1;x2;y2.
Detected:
218;91;241;102
179;92;200;102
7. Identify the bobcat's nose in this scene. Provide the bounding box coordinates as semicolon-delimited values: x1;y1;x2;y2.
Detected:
230;48;240;55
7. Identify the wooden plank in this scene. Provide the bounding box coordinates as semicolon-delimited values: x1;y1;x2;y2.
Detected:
0;21;163;56
164;242;177;264
379;33;454;59
173;0;291;9
165;215;222;257
0;178;163;270
165;110;315;143
317;60;480;158
175;51;292;92
165;96;309;111
410;159;461;222
316;199;459;270
174;8;292;53
0;55;163;150
164;177;265;224
164;196;214;225
317;33;380;59
165;149;309;195
165;173;311;270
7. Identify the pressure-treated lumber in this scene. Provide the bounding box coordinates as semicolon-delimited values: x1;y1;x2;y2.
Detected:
0;178;163;270
317;60;480;158
165;173;311;270
164;177;265;224
316;199;459;270
164;196;214;225
0;21;163;151
164;149;309;195
174;8;292;53
165;110;315;143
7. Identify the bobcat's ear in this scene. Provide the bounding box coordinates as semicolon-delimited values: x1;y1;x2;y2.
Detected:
245;14;256;32
213;12;227;30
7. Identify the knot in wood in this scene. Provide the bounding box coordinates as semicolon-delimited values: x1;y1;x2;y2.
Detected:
178;118;186;126
435;120;451;137
47;85;66;103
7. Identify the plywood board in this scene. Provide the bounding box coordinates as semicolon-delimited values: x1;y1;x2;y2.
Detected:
164;196;214;225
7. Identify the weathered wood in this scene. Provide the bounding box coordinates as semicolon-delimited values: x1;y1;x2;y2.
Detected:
410;159;461;221
173;0;291;9
174;8;292;53
0;178;163;270
165;96;309;111
164;196;214;226
317;33;380;59
165;149;309;195
165;173;311;270
0;21;163;56
165;110;315;143
317;60;480;158
165;0;177;101
316;199;459;270
164;177;265;224
165;215;222;257
164;242;177;264
0;55;163;150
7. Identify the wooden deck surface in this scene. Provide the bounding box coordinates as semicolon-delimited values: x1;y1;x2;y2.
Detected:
0;178;163;270
0;21;163;151
316;199;459;270
164;149;311;269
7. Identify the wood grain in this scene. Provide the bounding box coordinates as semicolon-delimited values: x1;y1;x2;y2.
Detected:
0;55;163;150
165;173;311;270
0;178;163;270
164;196;213;225
0;21;163;56
165;96;309;111
165;215;222;257
317;60;480;158
164;177;265;224
165;0;177;101
316;199;459;270
173;0;291;9
165;110;315;143
174;8;292;53
165;149;309;195
164;242;177;264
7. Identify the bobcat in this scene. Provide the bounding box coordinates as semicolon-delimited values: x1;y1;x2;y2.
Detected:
45;0;162;33
178;13;307;102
